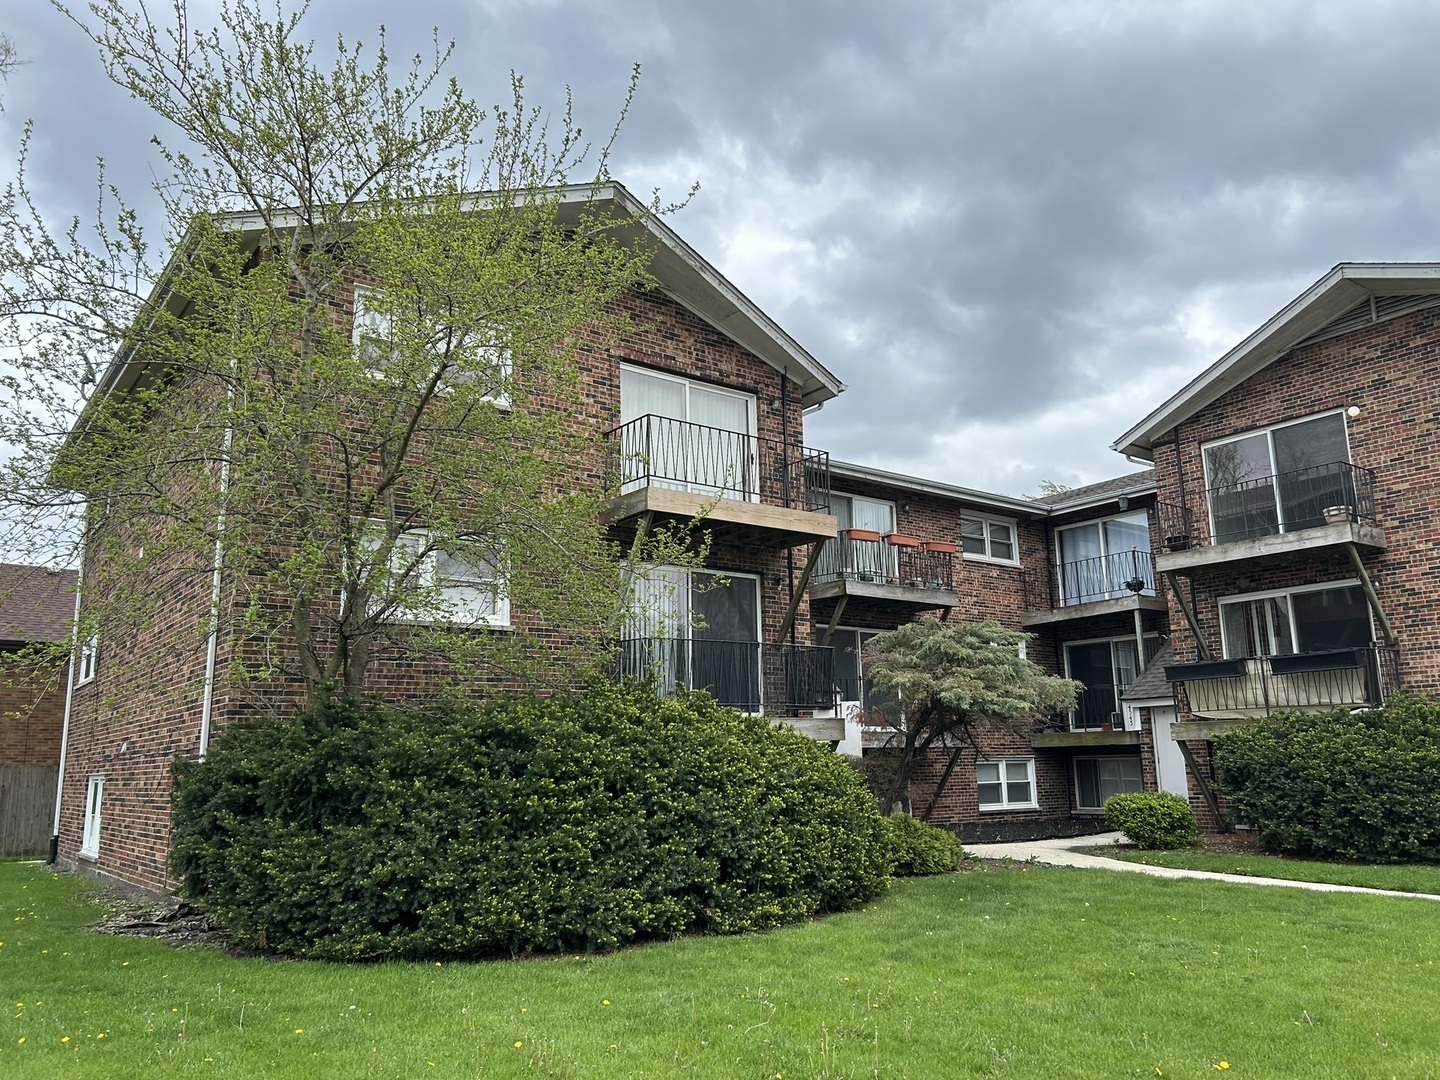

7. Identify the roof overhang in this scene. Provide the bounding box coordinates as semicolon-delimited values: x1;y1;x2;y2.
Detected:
1112;263;1440;461
828;459;1049;517
87;181;844;413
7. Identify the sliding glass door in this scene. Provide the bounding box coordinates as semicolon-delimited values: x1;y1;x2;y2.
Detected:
619;366;758;500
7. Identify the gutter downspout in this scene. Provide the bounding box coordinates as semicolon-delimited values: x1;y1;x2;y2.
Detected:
48;547;85;864
197;417;234;760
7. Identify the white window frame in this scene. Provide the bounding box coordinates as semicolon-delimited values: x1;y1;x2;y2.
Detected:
363;524;511;629
1054;511;1154;604
80;774;104;858
977;758;1037;811
352;285;511;406
1200;409;1352;537
960;513;1020;566
1073;755;1144;813
1218;578;1371;659
76;631;98;686
618;363;760;503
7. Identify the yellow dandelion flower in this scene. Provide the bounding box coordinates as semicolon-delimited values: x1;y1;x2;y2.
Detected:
514;1041;524;1049
294;1029;303;1035
121;961;130;967
602;999;611;1006
61;1036;70;1043
17;1037;25;1045
97;1032;106;1039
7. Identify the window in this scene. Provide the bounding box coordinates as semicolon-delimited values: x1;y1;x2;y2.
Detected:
961;515;1018;564
352;286;511;404
1055;512;1153;605
80;775;104;858
1064;635;1162;731
622;566;762;711
76;632;98;686
618;365;758;501
1074;756;1143;812
977;759;1036;810
1219;580;1372;659
364;525;510;628
1203;411;1352;543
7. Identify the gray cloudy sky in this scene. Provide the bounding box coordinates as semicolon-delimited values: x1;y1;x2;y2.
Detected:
7;0;1440;497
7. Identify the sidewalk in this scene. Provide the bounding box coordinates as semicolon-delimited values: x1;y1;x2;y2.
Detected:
964;832;1440;901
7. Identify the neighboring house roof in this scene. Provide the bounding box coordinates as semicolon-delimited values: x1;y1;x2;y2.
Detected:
1121;640;1174;703
0;564;77;646
1041;470;1155;512
1113;263;1440;460
85;181;846;422
828;461;1155;519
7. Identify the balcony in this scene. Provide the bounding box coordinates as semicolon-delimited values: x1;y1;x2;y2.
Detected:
1166;644;1401;737
808;531;960;610
1020;549;1167;626
1155;462;1386;574
1030;684;1143;748
616;637;839;723
601;415;836;548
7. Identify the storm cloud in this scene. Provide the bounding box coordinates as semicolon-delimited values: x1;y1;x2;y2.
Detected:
7;0;1440;495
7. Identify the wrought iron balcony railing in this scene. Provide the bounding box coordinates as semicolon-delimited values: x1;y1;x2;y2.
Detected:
812;534;955;590
1157;461;1377;550
1166;644;1400;718
603;414;830;512
616;637;837;715
1071;684;1127;731
1023;549;1156;610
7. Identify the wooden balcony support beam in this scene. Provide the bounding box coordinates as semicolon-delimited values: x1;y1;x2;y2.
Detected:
1164;570;1212;661
1175;738;1229;833
820;592;848;646
775;538;827;645
1345;541;1397;647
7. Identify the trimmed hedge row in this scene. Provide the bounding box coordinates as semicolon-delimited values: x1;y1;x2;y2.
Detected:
882;814;965;875
1213;696;1440;862
170;682;890;960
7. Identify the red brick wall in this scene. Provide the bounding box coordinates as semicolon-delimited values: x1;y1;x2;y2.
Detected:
0;649;68;768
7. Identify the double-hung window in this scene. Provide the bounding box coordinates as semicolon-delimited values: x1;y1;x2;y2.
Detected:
961;514;1018;564
1202;411;1353;544
353;286;511;404
76;632;98;685
977;759;1036;810
618;365;758;501
364;524;510;628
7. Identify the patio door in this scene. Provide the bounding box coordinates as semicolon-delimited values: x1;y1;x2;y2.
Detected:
619;366;758;500
821;494;897;581
1056;514;1152;605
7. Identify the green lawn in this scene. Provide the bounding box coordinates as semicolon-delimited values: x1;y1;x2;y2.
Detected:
3;858;1440;1078
1105;849;1440;895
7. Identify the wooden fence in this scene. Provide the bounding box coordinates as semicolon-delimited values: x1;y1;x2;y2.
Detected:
0;765;57;856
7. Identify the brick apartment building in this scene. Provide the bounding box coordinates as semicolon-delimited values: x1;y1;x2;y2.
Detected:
47;206;1439;892
1113;263;1440;827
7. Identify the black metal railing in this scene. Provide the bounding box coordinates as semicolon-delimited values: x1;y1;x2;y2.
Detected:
1023;549;1156;609
835;676;900;719
1157;461;1377;549
1071;684;1126;731
603;414;830;512
616;637;837;714
1167;644;1400;718
813;536;955;590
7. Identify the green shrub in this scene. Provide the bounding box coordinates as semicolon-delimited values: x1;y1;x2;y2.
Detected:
882;814;965;875
1213;697;1440;862
1104;792;1198;849
170;682;890;960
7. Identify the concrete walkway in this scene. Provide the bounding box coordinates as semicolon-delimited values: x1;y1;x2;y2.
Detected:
965;832;1440;902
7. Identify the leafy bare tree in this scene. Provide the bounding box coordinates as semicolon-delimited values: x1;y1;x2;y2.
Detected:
862;617;1081;819
0;1;697;709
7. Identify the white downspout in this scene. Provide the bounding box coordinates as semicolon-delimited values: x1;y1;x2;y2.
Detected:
48;546;85;863
197;418;234;760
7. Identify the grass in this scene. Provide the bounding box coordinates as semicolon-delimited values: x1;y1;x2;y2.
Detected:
1104;848;1440;895
3;858;1440;1078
